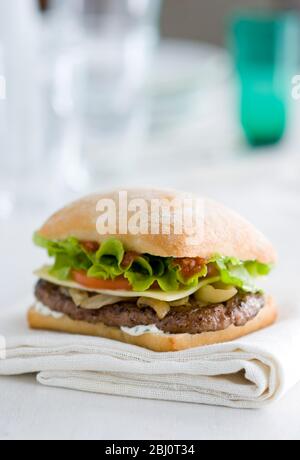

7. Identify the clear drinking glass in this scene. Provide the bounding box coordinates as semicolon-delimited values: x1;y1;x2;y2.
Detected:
0;7;12;219
0;0;48;217
44;0;162;191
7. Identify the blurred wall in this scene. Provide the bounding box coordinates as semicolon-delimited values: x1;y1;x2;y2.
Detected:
161;0;274;45
37;0;296;46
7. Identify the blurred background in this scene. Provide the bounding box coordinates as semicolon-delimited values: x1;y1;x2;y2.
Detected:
0;0;300;307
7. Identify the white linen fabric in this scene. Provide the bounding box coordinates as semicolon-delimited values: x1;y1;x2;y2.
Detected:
0;301;300;409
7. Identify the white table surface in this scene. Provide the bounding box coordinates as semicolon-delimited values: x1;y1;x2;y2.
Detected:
1;374;300;441
1;150;300;440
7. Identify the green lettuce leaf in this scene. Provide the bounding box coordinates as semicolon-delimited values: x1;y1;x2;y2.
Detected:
175;263;208;288
49;254;73;280
33;234;272;292
157;265;180;291
212;256;272;292
245;261;272;277
124;256;155;291
88;239;125;280
125;272;155;292
33;234;92;280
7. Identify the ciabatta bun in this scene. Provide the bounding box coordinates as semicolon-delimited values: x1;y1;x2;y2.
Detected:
37;189;276;263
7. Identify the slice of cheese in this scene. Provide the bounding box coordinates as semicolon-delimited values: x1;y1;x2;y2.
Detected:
34;266;206;302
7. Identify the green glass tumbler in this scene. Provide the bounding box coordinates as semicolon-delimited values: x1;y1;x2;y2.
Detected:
231;12;299;146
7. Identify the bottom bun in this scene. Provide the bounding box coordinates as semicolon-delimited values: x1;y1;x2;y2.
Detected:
28;297;277;352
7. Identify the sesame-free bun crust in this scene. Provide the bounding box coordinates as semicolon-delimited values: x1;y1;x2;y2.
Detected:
28;297;277;352
37;189;276;263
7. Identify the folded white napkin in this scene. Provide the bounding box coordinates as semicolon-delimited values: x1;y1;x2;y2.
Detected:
1;302;300;409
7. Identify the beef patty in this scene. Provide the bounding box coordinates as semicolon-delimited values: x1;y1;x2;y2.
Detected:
35;280;265;335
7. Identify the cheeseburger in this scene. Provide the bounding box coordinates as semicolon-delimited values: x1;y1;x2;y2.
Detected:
29;189;277;352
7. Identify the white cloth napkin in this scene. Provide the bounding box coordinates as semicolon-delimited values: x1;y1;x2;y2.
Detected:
1;302;300;409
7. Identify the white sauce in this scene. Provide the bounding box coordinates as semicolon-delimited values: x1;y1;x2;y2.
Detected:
35;302;64;320
121;325;165;337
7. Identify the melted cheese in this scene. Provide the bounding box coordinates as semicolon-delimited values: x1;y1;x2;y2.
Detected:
137;297;170;319
34;266;205;302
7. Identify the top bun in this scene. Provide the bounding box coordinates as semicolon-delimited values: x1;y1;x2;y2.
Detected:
37;188;276;264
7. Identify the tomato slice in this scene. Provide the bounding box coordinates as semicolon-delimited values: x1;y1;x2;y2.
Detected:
72;270;132;291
